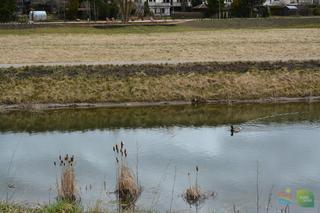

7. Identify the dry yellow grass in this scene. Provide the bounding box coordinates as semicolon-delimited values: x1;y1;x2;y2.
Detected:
1;67;320;104
1;28;320;64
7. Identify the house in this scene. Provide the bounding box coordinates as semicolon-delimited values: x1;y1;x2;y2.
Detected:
16;0;59;14
146;0;192;16
147;0;171;16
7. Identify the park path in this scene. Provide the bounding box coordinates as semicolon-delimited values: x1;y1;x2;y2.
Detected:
0;58;303;68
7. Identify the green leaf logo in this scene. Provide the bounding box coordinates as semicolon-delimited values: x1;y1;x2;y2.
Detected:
296;189;314;208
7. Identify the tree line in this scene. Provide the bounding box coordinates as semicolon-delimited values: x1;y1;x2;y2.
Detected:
0;0;267;23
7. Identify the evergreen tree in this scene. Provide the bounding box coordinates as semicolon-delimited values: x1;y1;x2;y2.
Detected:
231;0;265;17
143;0;150;17
0;0;16;22
93;0;119;19
207;0;224;17
108;0;119;18
67;0;80;20
191;0;202;7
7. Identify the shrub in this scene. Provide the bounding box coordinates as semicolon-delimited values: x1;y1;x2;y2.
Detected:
171;12;205;19
314;8;320;16
67;0;80;20
269;5;284;16
44;201;82;213
16;15;29;24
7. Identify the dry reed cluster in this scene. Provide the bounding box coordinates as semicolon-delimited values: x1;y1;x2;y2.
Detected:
54;154;77;203
113;142;141;208
183;166;206;205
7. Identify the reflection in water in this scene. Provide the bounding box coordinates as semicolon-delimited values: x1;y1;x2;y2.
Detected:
0;102;320;132
0;103;320;212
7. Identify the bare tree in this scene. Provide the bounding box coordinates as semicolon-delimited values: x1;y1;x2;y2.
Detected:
118;0;133;22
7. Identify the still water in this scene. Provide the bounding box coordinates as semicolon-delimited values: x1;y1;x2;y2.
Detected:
0;103;320;213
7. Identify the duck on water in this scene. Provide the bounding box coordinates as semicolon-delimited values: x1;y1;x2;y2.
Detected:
230;125;241;136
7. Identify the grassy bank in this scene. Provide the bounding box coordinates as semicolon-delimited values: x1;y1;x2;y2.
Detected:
0;61;320;106
0;201;83;213
0;201;153;213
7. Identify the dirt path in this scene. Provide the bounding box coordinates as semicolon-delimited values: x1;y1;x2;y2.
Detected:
2;58;320;69
0;60;193;68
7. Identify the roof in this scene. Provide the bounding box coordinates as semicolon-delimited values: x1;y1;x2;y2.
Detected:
193;3;208;9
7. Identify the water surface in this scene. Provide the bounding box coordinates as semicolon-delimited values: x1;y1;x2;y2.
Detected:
0;103;320;213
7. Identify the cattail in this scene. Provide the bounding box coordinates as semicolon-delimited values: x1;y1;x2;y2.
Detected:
60;160;63;164
196;166;199;172
70;155;74;162
124;149;127;157
59;155;62;160
116;157;119;163
65;154;69;161
120;149;123;156
121;141;124;149
113;146;115;152
115;144;119;153
54;161;56;166
63;162;65;166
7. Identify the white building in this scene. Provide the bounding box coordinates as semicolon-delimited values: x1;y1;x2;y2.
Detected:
146;0;192;16
264;0;317;6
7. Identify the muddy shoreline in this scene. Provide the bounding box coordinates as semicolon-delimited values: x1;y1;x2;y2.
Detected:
1;96;320;113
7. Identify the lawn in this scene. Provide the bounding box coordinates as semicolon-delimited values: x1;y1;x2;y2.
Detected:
1;17;320;65
182;17;320;29
0;27;320;64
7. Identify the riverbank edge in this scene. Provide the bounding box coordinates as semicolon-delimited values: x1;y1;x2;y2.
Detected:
1;59;320;112
1;96;320;112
